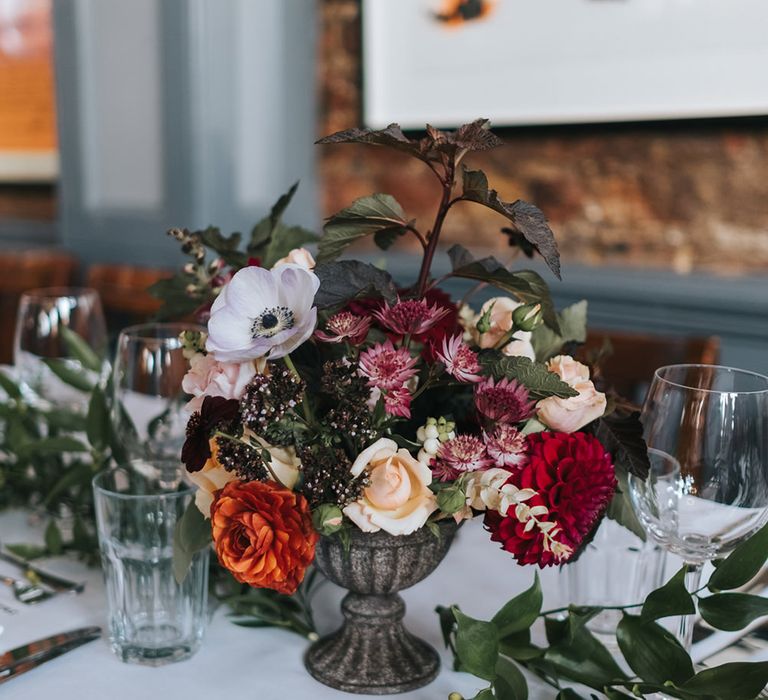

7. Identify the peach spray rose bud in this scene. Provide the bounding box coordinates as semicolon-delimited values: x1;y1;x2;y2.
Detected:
536;355;607;433
272;247;316;270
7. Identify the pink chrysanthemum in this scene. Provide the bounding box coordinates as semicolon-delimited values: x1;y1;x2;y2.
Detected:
383;385;412;418
484;424;529;469
436;434;494;473
358;341;418;391
373;298;451;336
474;377;536;424
436;334;483;383
314;311;371;344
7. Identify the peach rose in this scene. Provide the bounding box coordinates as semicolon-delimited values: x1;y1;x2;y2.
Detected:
272;247;316;270
187;439;239;518
471;297;535;361
182;353;260;412
344;438;437;536
211;480;318;595
253;435;301;489
537;355;607;432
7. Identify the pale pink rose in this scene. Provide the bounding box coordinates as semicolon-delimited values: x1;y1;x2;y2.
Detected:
272;247;316;270
188;444;239;518
344;438;437;536
182;353;258;412
471;297;535;361
537;355;607;432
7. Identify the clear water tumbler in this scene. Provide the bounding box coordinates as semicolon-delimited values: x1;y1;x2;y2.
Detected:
93;467;209;665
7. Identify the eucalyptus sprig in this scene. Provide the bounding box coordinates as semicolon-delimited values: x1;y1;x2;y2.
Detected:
439;522;768;700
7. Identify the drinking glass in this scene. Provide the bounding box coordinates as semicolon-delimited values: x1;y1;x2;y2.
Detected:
111;323;202;477
93;466;209;665
13;287;107;411
629;364;768;652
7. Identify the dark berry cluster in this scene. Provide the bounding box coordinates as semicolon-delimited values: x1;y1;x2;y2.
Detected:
298;446;367;509
214;436;268;482
239;365;305;434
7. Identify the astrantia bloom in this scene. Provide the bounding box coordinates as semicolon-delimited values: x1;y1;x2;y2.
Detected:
436;334;483;383
206;264;320;362
383;385;412;418
474;377;536;424
373;298;451;336
358;341;418;392
484;424;528;469
211;480;318;595
313;311;371;344
484;431;616;567
436;434;493;473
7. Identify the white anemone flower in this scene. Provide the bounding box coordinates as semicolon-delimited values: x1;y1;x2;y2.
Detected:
206;263;320;362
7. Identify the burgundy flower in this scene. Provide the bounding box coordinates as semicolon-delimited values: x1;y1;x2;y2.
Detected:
484;424;529;470
373;298;451;336
358;341;418;392
474;377;536;424
314;311;371;344
436;334;483;383
182;396;240;472
484;431;616;567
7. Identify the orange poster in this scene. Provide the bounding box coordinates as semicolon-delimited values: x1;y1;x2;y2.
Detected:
0;0;58;180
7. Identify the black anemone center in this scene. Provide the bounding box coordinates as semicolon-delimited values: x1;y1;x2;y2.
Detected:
261;313;278;329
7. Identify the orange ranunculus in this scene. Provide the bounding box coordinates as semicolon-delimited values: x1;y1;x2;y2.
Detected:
210;480;318;595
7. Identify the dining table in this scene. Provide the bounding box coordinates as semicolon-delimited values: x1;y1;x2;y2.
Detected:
0;508;565;700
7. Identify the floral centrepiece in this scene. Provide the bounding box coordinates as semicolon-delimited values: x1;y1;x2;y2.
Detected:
167;119;644;606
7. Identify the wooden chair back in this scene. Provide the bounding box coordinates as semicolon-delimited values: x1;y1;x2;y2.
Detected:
581;329;720;405
0;249;78;364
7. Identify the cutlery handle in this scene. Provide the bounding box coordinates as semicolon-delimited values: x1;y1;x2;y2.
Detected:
0;552;85;593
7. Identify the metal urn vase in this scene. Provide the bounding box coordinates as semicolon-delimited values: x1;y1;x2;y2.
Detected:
305;520;458;695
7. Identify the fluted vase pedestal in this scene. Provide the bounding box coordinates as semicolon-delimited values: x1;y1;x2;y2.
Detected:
304;521;458;695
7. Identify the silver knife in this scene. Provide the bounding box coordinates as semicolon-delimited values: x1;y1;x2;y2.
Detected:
0;550;85;593
0;627;101;684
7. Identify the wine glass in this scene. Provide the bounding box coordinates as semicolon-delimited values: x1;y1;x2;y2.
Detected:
629;364;768;652
13;287;107;412
111;323;203;486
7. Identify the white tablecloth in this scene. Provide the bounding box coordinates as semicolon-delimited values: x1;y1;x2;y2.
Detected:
0;509;561;700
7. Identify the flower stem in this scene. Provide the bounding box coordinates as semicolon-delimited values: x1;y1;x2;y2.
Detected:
284;354;300;379
284;354;315;425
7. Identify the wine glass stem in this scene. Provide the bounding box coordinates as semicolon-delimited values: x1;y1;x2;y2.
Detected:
678;562;704;652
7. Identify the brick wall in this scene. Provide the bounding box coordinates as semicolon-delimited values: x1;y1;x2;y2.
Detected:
317;0;768;275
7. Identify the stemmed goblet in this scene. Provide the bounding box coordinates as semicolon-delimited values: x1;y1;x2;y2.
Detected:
629;364;768;652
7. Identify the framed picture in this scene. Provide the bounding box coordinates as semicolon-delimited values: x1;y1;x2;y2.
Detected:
362;0;768;129
0;0;58;182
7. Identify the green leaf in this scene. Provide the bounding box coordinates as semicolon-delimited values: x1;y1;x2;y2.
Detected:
498;630;542;661
471;690;497;700
249;182;299;253
0;369;22;399
479;353;577;401
314;260;397;309
615;613;694;686
699;592;768;631
604;471;647;540
41;408;87;432
86;387;110;451
316;123;433;163
437;485;466;515
454;607;500;681
447;244;559;332
641;567;696;621
43;461;93;506
42;358;94;392
460;167;560;279
317;194;411;263
494;656;528;700
198;227;249;268
492;573;542;638
19;436;88;457
61;327;103;372
262;225;319;268
172;501;212;584
708;521;768;591
555;690;589;700
4;543;48;560
436;604;457;650
677;661;768;699
531;301;588;362
595;411;650;480
45;520;63;555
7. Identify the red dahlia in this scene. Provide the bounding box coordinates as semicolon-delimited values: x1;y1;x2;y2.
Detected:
484;431;616;567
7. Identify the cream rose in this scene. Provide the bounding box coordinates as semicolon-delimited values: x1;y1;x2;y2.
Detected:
344;438;437;536
188;442;239;518
537;355;607;433
182;353;259;412
471;297;535;361
253;436;301;490
272;247;316;270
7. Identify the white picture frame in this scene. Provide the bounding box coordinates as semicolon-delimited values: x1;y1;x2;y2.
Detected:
363;0;768;129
